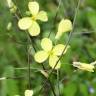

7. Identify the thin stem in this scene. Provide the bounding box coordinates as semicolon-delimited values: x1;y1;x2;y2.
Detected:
48;0;62;38
57;70;60;96
15;67;42;70
48;79;57;96
30;38;37;52
0;76;25;80
15;13;19;20
27;45;31;89
41;64;57;96
42;63;46;70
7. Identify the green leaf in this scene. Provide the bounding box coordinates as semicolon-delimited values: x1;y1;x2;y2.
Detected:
80;84;88;96
87;9;96;30
64;82;77;96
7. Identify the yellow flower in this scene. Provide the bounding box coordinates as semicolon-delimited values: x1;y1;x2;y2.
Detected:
25;90;33;96
34;38;69;69
73;62;95;72
7;0;17;13
18;1;48;36
55;19;72;39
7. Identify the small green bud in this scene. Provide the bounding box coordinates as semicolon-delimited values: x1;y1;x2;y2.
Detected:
7;22;12;31
10;5;17;13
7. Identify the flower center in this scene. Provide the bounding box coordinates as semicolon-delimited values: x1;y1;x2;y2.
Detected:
48;50;54;56
32;16;36;20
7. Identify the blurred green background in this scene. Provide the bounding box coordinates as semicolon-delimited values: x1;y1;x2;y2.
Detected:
0;0;96;96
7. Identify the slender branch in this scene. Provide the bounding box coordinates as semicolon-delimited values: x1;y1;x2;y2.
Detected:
41;64;57;96
48;0;62;38
48;79;57;96
0;76;25;80
27;45;31;89
57;70;60;96
15;67;42;70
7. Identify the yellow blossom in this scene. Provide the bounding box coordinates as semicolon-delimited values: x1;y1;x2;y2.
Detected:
6;0;17;13
25;90;33;96
73;62;95;72
34;38;69;69
18;1;48;36
55;19;72;39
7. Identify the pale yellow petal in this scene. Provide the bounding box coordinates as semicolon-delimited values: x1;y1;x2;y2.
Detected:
55;19;72;39
7;0;14;8
18;17;32;30
28;1;39;15
36;11;48;22
34;51;48;63
90;61;96;65
28;21;40;36
53;44;69;56
25;90;33;96
80;64;94;72
73;62;95;72
41;38;52;51
49;55;61;69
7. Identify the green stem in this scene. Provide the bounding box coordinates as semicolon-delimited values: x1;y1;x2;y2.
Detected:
41;64;57;96
48;0;62;38
57;70;60;96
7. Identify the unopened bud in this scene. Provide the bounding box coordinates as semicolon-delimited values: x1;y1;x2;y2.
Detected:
6;0;17;13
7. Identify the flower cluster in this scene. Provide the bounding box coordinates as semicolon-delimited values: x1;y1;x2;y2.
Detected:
17;1;72;69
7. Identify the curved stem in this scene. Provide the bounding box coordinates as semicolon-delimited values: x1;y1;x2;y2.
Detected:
48;0;62;38
57;70;60;96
